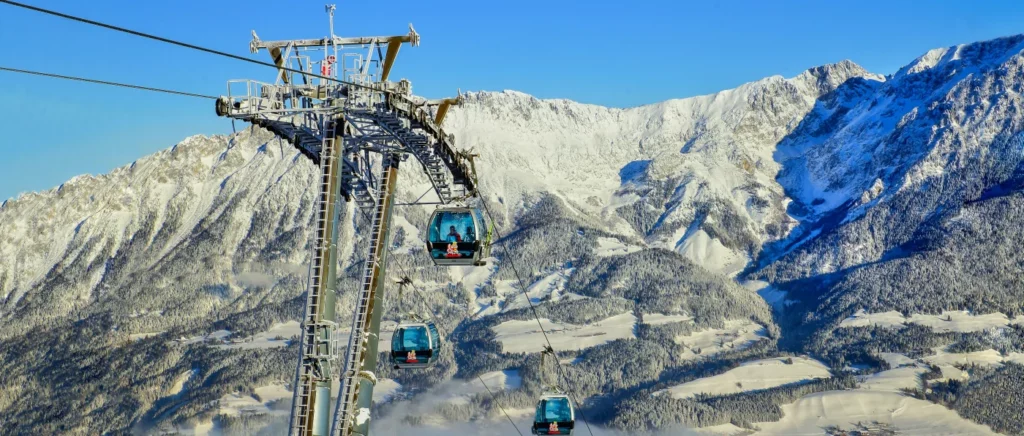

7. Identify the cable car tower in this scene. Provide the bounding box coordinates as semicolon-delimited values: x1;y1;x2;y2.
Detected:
214;5;479;436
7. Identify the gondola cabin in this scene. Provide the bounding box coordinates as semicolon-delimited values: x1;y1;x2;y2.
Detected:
390;321;441;369
425;207;490;266
532;394;574;435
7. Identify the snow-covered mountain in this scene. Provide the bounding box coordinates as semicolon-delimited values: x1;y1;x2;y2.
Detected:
445;60;880;276
3;34;1024;436
760;34;1024;279
0;56;877;336
0;129;324;338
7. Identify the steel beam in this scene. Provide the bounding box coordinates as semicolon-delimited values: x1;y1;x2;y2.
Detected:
331;155;401;436
252;27;419;51
288;117;344;436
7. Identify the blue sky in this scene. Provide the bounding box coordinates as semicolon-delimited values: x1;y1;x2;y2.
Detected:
2;0;1024;201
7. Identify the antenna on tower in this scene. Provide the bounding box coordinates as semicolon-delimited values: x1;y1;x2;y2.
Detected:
327;4;337;39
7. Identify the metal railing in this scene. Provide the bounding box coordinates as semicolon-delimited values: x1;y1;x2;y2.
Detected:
224;79;352;117
225;79;285;116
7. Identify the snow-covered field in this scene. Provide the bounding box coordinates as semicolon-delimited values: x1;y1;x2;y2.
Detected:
688;350;1004;435
217;384;290;417
491;313;637;353
858;348;1024;391
659;357;830;399
858;366;926;392
923;346;1024;369
673;319;769;359
643;313;694;325
840;310;1022;333
214;321;299;350
741;280;796;310
692;424;752;436
178;329;232;345
370;370;524;431
594;236;643;257
170;321;300;350
750;390;1000;435
464;264;588;319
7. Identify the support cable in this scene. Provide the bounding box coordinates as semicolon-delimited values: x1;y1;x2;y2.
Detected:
346;183;526;436
0;66;216;99
476;193;596;436
395;272;524;436
477;374;525;436
0;0;385;91
343;153;593;436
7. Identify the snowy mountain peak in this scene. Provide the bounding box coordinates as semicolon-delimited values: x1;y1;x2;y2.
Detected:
893;34;1024;79
795;59;885;89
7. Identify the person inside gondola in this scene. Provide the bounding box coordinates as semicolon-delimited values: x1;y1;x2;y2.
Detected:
465;225;476;242
446;225;462;243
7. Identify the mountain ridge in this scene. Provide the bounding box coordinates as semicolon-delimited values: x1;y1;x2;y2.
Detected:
3;33;1024;435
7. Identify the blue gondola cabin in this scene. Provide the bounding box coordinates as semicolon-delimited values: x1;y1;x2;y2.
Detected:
532;394;574;435
425;207;490;266
390;321;441;369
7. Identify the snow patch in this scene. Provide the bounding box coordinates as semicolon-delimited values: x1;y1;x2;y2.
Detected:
594;237;643;257
674;319;769;359
658;357;830;399
878;352;917;368
643;313;694;325
840;310;1016;333
178;330;232;345
858;366;926;392
751;390;1000;435
491;313;636;353
217;384;290;417
923;347;1005;368
168;369;197;397
677;229;748;277
253;384;291;403
356;407;371;425
214;321;300;350
742;280;796;309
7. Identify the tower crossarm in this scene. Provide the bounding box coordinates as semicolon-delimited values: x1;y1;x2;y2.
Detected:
251;28;420;52
416;92;464;125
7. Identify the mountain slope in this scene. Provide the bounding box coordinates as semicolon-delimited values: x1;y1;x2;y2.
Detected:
3;33;1024;435
446;60;880;276
0;128;322;339
757;35;1024;278
0;83;784;433
751;36;1024;346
